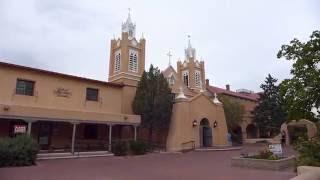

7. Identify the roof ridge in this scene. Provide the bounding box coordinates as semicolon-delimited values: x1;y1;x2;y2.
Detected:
207;85;259;102
0;61;124;88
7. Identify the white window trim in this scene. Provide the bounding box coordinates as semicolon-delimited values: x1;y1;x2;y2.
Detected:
114;50;121;73
195;70;201;88
168;75;175;85
128;49;139;73
182;70;189;87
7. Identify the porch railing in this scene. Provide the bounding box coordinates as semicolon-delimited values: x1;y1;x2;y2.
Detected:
181;140;195;152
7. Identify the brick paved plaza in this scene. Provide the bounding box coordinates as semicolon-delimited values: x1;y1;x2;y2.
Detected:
0;145;297;180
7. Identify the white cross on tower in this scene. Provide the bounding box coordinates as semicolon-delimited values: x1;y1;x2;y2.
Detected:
167;51;172;66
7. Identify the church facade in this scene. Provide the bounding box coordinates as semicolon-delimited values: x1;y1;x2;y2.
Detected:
0;12;232;153
105;12;229;151
161;39;229;151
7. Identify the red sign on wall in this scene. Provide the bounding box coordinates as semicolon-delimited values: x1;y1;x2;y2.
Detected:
14;125;27;134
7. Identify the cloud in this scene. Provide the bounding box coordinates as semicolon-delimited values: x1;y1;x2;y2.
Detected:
0;0;319;91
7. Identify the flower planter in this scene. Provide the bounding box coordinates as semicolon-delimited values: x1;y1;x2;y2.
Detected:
231;155;296;170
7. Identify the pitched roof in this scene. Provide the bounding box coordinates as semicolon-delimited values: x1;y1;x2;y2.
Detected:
207;85;259;102
162;65;177;78
0;61;124;88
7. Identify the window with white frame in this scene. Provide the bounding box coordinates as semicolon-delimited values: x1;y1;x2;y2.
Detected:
114;50;121;73
128;49;138;72
167;75;175;85
182;70;189;87
195;70;201;87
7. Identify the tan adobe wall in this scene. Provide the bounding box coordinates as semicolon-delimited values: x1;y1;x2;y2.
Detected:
166;94;228;151
176;60;205;91
108;32;145;86
189;95;228;147
121;86;137;114
0;65;123;114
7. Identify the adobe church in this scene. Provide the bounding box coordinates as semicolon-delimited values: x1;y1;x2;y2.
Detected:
0;12;233;153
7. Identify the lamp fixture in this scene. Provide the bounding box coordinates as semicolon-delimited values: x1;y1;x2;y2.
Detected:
213;121;218;128
192;120;198;127
3;106;9;111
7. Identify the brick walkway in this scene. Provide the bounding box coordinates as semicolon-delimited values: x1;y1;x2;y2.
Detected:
0;145;297;180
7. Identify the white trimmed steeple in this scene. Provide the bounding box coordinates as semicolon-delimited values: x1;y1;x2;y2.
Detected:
108;9;146;86
122;8;136;39
185;35;196;61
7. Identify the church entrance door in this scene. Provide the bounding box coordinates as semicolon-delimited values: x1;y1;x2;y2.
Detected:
200;118;212;147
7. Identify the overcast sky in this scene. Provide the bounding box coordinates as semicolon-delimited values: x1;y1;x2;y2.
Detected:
0;0;319;91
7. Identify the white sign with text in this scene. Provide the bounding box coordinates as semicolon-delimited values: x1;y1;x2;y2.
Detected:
269;144;283;156
14;125;27;134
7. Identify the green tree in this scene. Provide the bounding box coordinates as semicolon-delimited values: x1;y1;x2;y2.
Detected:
132;65;173;144
219;95;245;132
252;74;286;137
220;95;245;144
277;30;320;122
294;131;320;167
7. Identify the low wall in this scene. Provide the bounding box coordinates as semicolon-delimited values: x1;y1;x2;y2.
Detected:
244;138;280;144
290;166;320;180
231;156;296;170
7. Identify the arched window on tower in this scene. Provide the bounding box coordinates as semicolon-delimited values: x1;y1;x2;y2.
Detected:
129;50;138;73
195;70;201;88
114;50;121;73
182;70;189;87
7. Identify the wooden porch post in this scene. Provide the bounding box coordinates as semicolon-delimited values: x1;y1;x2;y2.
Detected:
27;121;32;135
108;124;113;152
71;122;78;154
134;125;137;141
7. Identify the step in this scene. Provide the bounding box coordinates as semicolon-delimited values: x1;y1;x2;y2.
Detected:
37;152;73;158
195;146;242;151
37;151;114;160
76;151;112;156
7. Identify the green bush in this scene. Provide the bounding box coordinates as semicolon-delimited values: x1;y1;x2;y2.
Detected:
129;140;149;155
248;149;281;160
0;135;39;167
111;140;150;156
294;132;320;167
111;140;128;156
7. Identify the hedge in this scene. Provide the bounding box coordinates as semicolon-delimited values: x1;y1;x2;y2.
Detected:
0;135;39;167
111;140;149;156
129;140;149;155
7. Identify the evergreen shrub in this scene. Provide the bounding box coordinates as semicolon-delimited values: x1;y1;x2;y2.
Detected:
0;135;39;167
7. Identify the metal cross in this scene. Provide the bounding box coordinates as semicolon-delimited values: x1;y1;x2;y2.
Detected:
167;51;172;66
187;35;192;48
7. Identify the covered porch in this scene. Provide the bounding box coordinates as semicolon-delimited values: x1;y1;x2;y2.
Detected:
0;104;140;157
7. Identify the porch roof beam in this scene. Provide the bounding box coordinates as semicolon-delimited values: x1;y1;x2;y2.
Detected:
0;115;140;126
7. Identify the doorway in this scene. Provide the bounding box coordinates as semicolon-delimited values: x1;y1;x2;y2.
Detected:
38;122;52;150
200;118;212;147
246;124;258;138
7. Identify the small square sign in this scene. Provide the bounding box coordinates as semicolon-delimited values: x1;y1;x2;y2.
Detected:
14;125;27;134
268;144;283;156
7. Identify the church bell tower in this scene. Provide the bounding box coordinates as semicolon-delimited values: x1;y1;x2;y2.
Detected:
177;37;206;91
108;10;146;86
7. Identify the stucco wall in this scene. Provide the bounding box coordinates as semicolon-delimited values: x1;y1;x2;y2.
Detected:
166;94;228;152
0;65;123;114
189;95;228;147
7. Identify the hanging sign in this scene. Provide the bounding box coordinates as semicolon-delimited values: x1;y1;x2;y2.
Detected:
14;125;27;134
